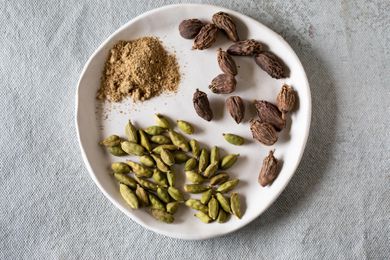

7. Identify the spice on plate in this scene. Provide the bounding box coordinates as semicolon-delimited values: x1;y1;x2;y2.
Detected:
193;23;219;50
277;84;296;114
258;150;279;186
97;37;180;102
179;19;204;39
227;39;263;56
101;114;245;224
193;89;213;121
254;100;286;131
212;12;239;42
226;96;245;124
209;73;236;94
254;51;286;79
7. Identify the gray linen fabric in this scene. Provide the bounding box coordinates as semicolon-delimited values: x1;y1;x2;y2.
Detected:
0;0;389;259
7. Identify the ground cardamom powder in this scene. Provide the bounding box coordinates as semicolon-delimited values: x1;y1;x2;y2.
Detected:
97;37;180;102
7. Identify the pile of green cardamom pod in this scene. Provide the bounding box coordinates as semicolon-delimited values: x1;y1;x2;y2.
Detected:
100;114;243;224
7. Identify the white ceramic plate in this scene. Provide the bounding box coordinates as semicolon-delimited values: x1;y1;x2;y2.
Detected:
76;4;311;240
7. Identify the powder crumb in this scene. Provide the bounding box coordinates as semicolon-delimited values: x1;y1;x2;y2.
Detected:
97;37;181;102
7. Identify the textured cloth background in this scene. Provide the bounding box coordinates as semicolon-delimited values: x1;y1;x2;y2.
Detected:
0;0;389;259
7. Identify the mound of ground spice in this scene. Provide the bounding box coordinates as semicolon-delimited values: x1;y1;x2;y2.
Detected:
97;37;180;102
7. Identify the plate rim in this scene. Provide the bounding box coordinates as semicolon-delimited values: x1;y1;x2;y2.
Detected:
75;3;312;240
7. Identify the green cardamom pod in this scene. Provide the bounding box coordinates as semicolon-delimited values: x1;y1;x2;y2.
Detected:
177;120;194;134
220;154;239;170
148;193;165;210
185;171;206;184
135;184;149;207
139;129;152;152
139;155;155;167
107;146;127;156
155;114;170;129
198;148;210;172
152;144;178;154
200;189;213;204
125;120;138;143
184;158;197;171
184;184;209;194
167;187;184;202
126;161;153;178
185;199;209;214
210;146;220;165
111;162;131;174
152;169;168;187
194;211;212;223
151;154;170;172
151;208;174;223
208;196;219;220
150;135;172;145
166;201;180;214
216;193;231;213
203;162;218;178
100;135;121;147
119;183;139;209
121;141;145;156
160;149;175;166
216;179;239;193
144;126;166;135
209;173;230;186
230;192;242;219
173;151;190;164
189;139;200;158
217;208;228;223
168;130;190;152
167;171;176;187
223;133;245;145
135;176;158;191
157;187;171;203
114;173;137;189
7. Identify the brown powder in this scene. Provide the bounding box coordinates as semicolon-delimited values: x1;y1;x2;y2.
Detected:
97;37;180;102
